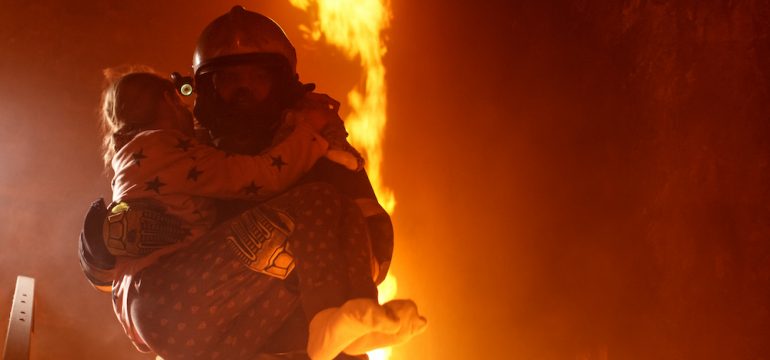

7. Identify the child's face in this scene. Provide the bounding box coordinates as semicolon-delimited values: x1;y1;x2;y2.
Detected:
157;91;195;136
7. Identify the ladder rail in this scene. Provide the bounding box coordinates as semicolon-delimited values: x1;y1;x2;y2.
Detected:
3;276;35;360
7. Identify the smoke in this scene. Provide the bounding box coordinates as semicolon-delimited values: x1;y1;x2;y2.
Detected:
2;1;770;359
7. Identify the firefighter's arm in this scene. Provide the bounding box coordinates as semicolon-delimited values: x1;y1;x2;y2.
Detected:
78;198;115;293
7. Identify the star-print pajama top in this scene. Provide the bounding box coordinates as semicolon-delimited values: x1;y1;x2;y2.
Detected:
109;124;329;349
111;124;329;244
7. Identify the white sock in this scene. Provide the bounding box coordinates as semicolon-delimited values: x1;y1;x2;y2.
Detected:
307;298;401;360
343;299;428;355
326;150;362;171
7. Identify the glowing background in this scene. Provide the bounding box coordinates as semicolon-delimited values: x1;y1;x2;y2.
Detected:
2;1;770;359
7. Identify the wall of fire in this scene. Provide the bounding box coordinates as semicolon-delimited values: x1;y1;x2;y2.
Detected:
1;1;769;359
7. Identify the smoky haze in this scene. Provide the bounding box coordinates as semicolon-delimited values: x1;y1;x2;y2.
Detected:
1;1;769;359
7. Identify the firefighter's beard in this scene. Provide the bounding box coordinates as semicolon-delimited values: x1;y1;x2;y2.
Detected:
213;91;284;155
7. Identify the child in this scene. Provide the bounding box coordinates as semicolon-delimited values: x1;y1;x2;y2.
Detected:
100;70;425;359
101;70;330;268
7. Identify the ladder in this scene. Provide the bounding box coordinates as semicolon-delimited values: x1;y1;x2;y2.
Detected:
2;276;35;360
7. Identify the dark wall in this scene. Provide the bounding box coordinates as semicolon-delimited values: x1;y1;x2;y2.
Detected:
386;1;770;359
1;1;768;359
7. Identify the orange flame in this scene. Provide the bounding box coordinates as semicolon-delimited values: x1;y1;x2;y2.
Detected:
289;0;395;213
288;0;397;358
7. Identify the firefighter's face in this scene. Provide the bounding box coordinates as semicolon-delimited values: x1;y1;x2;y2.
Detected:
212;63;272;111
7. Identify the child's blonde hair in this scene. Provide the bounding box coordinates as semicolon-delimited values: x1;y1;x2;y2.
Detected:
99;67;176;170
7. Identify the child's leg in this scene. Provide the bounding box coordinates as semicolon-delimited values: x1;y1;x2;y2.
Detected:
263;182;398;360
127;228;300;359
298;159;394;284
264;182;361;317
338;196;378;300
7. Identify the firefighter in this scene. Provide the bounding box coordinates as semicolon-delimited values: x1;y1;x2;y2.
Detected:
80;6;425;360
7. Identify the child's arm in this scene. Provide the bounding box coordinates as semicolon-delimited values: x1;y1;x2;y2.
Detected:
287;94;365;172
112;125;329;201
192;122;329;198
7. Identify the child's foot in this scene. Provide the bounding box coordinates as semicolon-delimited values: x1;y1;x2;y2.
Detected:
307;298;400;360
326;149;363;171
343;299;428;355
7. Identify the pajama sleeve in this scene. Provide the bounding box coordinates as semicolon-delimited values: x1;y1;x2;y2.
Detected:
112;125;329;201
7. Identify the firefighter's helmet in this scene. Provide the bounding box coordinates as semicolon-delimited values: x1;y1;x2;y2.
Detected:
193;5;297;77
189;6;309;155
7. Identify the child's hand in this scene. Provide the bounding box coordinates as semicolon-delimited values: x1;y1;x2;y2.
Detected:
300;108;334;133
300;92;340;112
293;92;365;171
295;92;340;132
